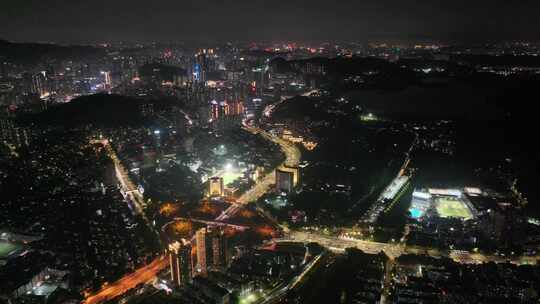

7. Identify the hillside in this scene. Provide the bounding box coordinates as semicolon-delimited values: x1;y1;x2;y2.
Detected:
0;39;104;63
27;94;148;127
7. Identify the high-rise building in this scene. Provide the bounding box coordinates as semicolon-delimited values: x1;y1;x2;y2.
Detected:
102;71;112;89
209;99;245;129
209;177;224;197
30;72;48;97
195;228;210;276
276;169;294;193
275;165;300;193
168;241;193;287
190;49;214;84
210;100;221;120
211;232;228;268
223;100;245;116
195;227;228;276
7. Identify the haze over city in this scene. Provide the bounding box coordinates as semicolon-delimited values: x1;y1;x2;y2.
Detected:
2;0;540;43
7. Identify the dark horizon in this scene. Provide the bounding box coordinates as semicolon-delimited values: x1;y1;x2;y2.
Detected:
2;0;540;44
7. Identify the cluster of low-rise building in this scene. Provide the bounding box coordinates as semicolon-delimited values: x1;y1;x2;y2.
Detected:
0;129;157;303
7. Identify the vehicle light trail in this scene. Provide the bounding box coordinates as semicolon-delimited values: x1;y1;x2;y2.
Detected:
84;256;168;304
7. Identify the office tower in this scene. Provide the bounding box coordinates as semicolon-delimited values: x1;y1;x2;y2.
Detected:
209;177;224;197
223;100;244;116
196;227;228;276
168;241;193;287
102;71;112;88
196;228;210;276
275;169;294;193
210;100;220;120
211;230;228;268
30;72;48;97
275;165;300;193
190;50;208;84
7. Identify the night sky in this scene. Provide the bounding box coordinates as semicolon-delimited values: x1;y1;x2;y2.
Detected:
1;0;540;43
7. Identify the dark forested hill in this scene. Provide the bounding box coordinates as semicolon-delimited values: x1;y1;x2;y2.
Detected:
24;94;148;127
0;39;104;64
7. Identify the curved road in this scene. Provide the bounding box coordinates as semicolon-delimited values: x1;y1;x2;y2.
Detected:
237;125;301;204
216;124;301;221
84;256;168;304
85;140;164;304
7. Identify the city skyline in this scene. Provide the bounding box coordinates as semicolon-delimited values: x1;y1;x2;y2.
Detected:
1;1;540;303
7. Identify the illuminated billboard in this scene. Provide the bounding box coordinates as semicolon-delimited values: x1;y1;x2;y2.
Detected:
193;63;201;81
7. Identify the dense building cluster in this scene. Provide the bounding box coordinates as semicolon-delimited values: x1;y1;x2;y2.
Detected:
0;130;158;301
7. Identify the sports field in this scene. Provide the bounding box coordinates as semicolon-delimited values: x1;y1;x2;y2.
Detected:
435;197;473;220
0;241;22;259
221;171;243;186
214;168;245;187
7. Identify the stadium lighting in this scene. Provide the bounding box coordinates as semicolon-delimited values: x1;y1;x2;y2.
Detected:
239;293;258;304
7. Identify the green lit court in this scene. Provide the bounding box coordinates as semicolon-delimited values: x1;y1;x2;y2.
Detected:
435;197;473;220
0;241;22;259
220;171;243;186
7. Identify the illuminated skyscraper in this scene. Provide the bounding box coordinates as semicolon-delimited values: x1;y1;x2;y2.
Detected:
276;169;294;193
211;231;228;268
210;99;244;123
168;241;193;287
102;71;112;89
196;227;228;276
29;71;48;97
190;49;210;84
196;228;210;276
275;165;300;193
210;100;221;120
224;100;245;116
209;177;224;197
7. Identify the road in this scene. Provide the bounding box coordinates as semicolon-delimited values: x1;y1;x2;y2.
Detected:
361;132;417;224
259;250;327;304
380;258;396;304
218;92;313;220
216;124;301;221
262;90;319;118
91;139;151;227
238;125;300;204
84;256;168;304
287;230;539;265
85;139;165;304
162;217;249;233
289;231;404;258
